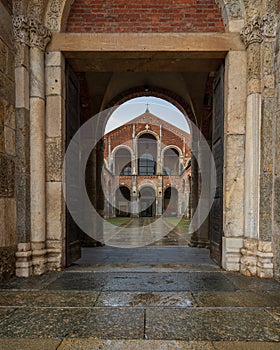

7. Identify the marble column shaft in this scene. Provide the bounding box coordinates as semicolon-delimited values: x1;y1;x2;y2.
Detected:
30;45;47;274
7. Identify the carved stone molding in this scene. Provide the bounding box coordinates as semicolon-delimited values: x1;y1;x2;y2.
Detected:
262;13;277;38
28;0;44;22
13;16;51;51
241;14;277;48
224;0;243;19
46;0;63;32
240;17;263;48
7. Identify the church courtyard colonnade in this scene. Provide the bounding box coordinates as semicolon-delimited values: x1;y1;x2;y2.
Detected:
0;0;279;282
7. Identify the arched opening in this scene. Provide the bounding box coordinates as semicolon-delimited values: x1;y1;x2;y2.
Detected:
163;148;180;175
114;148;132;175
139;187;156;217
138;134;157;176
115;186;131;217
164;187;178;217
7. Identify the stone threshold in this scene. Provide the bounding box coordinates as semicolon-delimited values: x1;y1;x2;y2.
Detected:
1;339;280;350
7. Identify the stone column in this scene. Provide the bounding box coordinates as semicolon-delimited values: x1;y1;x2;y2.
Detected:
132;124;137;175
156;125;162;175
189;148;199;247
131;125;138;217
196;141;210;248
156;176;163;217
240;15;275;277
257;13;276;278
29;18;51;275
131;175;138;217
13;16;32;277
241;18;263;241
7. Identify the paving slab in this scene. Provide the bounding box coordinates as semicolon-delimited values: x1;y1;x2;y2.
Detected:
266;308;280;322
226;273;280;291
194;291;280;307
0;338;62;350
0;272;60;291
0;291;99;307
0;307;144;339
212;342;280;349
145;308;280;341
45;272;237;292
77;246;215;265
0;309;17;325
58;339;215;350
67;264;220;273
96;291;196;307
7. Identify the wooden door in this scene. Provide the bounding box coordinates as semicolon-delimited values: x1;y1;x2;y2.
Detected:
210;64;224;265
65;63;82;266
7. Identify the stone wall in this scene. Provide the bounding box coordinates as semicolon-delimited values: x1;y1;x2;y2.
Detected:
66;0;225;33
273;13;280;281
0;2;17;282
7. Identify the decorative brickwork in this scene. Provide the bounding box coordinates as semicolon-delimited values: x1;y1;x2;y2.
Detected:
66;0;225;33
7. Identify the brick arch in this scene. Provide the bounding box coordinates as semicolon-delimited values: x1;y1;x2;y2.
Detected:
162;145;183;158
43;0;246;33
112;144;133;157
106;85;195;127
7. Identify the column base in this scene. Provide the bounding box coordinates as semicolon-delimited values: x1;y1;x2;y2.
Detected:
31;242;47;275
15;243;32;278
222;237;243;272
240;238;273;278
47;240;63;271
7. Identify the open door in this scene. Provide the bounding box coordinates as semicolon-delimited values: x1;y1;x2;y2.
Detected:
65;63;82;266
210;64;224;265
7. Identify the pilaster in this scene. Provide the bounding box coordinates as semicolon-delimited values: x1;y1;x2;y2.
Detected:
240;12;277;278
13;15;51;276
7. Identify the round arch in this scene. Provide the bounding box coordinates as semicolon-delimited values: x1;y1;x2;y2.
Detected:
43;0;245;33
162;147;181;176
164;186;179;217
161;145;183;158
113;146;132;176
138;186;156;218
115;185;131;217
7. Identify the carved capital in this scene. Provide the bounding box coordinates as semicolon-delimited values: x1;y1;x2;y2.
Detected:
12;15;30;46
241;13;277;48
29;18;51;51
12;16;51;51
240;17;263;48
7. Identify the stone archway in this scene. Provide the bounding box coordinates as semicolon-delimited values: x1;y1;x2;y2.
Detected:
12;0;280;281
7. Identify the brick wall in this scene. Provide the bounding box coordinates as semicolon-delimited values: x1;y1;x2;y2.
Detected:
66;0;225;33
104;113;191;160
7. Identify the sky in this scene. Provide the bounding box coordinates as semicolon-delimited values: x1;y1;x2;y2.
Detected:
105;97;190;134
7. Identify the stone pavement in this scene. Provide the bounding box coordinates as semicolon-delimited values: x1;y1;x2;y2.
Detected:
0;246;280;349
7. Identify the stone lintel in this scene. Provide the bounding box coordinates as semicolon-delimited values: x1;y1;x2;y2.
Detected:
47;33;245;53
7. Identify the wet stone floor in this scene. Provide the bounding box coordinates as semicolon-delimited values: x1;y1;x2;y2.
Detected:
1;246;280;349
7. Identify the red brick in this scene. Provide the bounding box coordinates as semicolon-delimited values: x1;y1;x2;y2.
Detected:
66;0;225;33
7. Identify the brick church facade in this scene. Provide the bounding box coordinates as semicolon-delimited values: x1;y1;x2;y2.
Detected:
103;110;191;218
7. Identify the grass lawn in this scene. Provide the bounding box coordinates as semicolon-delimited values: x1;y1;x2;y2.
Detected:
163;217;191;234
106;217;131;227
